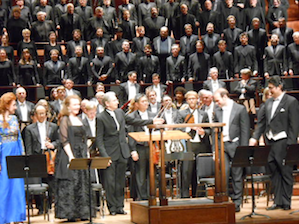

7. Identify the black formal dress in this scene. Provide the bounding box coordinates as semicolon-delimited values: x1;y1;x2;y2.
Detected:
17;41;39;64
6;17;28;43
17;62;40;85
0;46;14;62
0;60;16;86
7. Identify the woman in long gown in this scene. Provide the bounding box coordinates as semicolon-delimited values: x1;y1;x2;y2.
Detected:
0;92;26;224
55;95;91;221
0;48;16;86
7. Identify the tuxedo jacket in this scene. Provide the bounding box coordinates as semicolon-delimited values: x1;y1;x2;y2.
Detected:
65;88;81;98
96;109;153;160
244;6;266;30
67;56;91;84
252;94;299;146
203;79;226;92
248;28;267;60
179;34;198;57
152;36;175;55
287;43;299;75
25;121;59;155
173;13;197;40
198;10;222;35
143;16;166;40
234;44;258;74
31;20;56;42
74;5;93;26
234;78;257;99
222;27;243;54
188;52;210;81
102;6;118;30
107;38;125;61
33;5;54;22
119;20;137;41
114;51;137;82
43;60;66;85
137;55;160;83
138;2;156;25
149;84;167;99
15;100;35;123
118;3;138;24
264;44;287;75
131;36;150;58
147;102;161;114
82;117;96;151
118;81;141;106
166;55;186;82
86;16;111;40
90;37;109;59
272;27;294;46
202;33;220;57
266;6;287;31
51;100;62;115
91;56;114;83
59;13;83;42
66;40;89;60
212;51;234;79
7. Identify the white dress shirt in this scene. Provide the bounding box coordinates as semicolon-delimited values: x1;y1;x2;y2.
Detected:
139;110;149;134
128;81;137;101
222;99;234;142
164;108;173;125
149;102;158;113
204;101;214;123
66;88;74;96
106;109;120;131
87;117;96;137
37;121;47;149
18;100;28;122
211;80;219;93
153;84;161;102
189;109;201;143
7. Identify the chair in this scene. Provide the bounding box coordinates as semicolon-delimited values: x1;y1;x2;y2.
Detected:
195;153;215;198
92;169;106;218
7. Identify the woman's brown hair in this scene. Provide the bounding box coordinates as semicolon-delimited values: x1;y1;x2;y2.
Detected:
58;95;82;123
0;92;16;128
19;48;34;65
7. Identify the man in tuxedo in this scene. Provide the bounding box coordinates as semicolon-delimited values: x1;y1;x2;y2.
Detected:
51;86;66;114
234;32;258;77
119;10;136;41
25;104;59;214
96;91;163;215
131;26;150;58
66;29;89;60
138;0;156;26
15;87;35;125
272;17;293;46
82;101;97;155
198;89;215;123
213;88;250;212
149;73;167;103
180;24;198;71
222;15;242;55
250;76;299;211
74;0;93;28
143;7;165;41
178;91;211;198
117;0;137;24
33;0;54;22
166;44;186;84
137;44;160;84
118;71;140;106
67;46;92;85
102;0;118;33
91;46;114;84
221;0;242;30
31;11;55;42
64;79;82;98
90;28;109;59
203;67;226;93
244;0;266;31
43;49;66;85
212;40;234;79
114;40;137;83
266;0;287;32
188;40;210;82
287;32;299;89
146;88;161;114
202;23;221;59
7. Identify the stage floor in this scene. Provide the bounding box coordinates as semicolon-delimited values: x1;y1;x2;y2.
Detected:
29;196;299;224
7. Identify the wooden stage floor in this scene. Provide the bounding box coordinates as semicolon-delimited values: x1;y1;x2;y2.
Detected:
29;196;299;224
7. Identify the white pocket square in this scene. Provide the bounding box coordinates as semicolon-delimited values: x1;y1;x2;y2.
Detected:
280;108;285;112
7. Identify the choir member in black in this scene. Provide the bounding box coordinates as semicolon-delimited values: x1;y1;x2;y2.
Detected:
43;49;66;85
159;0;179;35
173;86;188;110
107;27;125;61
17;29;39;66
264;34;287;79
149;74;167;103
54;0;67;28
287;32;299;76
180;24;198;72
166;44;186;84
58;3;83;42
0;0;7;36
90;28;109;60
102;0;118;33
114;40;137;83
66;29;88;61
119;10;136;41
268;0;289;9
173;3;197;40
234;32;258;77
221;0;241;30
86;7;111;40
131;26;150;58
12;0;32;26
198;0;221;35
203;67;226;93
188;40;210;83
266;0;287;32
67;46;92;84
244;0;266;31
31;11;56;42
118;71;140;106
7;7;28;43
137;44;160;84
202;23;220;60
15;87;35;124
272;17;294;47
18;49;40;86
212;40;234;79
143;7;165;41
117;0;137;24
74;0;93;29
33;0;54;22
138;0;156;26
248;18;267;75
146;88;160;114
55;95;91;221
0;34;14;62
222;15;243;55
44;32;63;62
0;49;16;86
152;26;175;82
91;46;114;84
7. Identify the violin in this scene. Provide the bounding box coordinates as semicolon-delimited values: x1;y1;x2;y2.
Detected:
45;146;56;175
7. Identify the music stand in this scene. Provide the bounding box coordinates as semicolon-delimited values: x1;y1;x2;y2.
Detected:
232;146;271;220
69;157;110;224
6;154;47;224
284;144;299;215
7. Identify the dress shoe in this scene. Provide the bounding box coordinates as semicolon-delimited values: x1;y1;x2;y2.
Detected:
235;205;240;213
266;204;282;210
110;211;116;216
116;209;127;215
283;205;291;210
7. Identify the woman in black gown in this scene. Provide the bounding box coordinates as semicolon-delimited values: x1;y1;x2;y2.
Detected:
17;48;40;86
55;95;91;222
0;34;14;62
0;49;16;86
44;31;63;62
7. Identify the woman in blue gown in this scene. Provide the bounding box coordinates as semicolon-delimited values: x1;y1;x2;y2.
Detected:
0;92;26;224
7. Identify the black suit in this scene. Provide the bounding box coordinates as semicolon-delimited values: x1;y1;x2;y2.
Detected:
159;1;180;34
66;40;89;60
212;51;234;79
214;101;250;207
96;108;153;213
188;52;210;81
74;5;93;27
252;94;299;207
67;56;91;84
114;51;137;82
222;27;243;55
86;16;111;40
149;84;167;102
43;60;66;85
202;33;220;59
118;81;141;106
272;27;294;47
143;16;166;40
287;43;299;75
234;78;257;99
90;37;109;59
203;79;226;92
234;44;258;74
264;44;287;76
137;55;160;83
244;6;266;31
59;13;83;42
180;34;198;65
119;20;136;41
138;2;156;25
131;36;150;58
15;101;35;123
118;3;137;24
198;10;222;35
166;55;186;82
173;13;197;40
91;56;114;84
102;5;118;32
31;20;55;42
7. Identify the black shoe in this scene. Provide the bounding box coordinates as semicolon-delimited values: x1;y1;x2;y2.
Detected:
110;211;116;216
235;205;240;212
116;209;127;215
266;204;282;210
283;205;291;210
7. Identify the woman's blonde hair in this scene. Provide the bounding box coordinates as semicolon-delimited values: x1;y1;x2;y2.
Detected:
58;95;82;120
0;92;16;128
